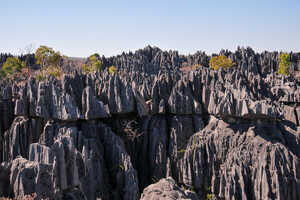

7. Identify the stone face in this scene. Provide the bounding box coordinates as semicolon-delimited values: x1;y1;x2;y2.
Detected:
10;157;54;200
168;79;194;114
52;135;81;192
7;117;31;161
169;115;197;182
282;105;297;125
107;75;135;114
29;143;54;164
140;177;199;200
143;116;168;186
181;117;300;200
82;86;110;119
98;123;139;200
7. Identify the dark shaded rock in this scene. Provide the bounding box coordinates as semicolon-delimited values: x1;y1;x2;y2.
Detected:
5;117;31;161
139;115;169;189
296;107;300;126
38;120;59;147
98;123;139;200
29;143;54;164
168;115;197;182
52;135;81;192
0;162;11;197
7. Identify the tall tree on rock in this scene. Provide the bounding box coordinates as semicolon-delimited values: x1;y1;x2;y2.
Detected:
35;46;62;69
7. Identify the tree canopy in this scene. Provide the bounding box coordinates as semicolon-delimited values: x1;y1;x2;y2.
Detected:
109;65;117;74
209;55;235;70
35;46;62;69
278;53;290;76
82;53;102;73
0;57;25;78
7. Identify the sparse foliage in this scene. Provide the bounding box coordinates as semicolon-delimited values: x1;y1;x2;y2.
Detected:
2;57;25;74
35;72;45;81
48;66;62;78
209;55;235;70
0;69;5;79
192;64;202;70
0;57;26;79
35;46;63;79
81;53;102;73
35;45;62;69
278;53;290;76
109;65;117;74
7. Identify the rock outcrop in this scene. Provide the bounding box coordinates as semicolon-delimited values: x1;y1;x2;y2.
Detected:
140;177;199;200
0;46;300;199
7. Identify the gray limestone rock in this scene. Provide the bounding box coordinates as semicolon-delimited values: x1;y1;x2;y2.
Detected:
82;86;110;119
98;123;139;200
10;156;54;200
29;143;54;164
5;117;31;161
51;135;81;192
140;177;199;200
168;79;194;114
107;75;135;114
282;105;297;125
181;117;300;200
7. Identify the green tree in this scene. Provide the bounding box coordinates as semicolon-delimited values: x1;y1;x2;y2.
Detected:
1;57;25;76
35;46;63;79
0;69;6;79
35;45;62;69
88;53;102;71
82;53;102;73
278;53;290;76
209;55;235;70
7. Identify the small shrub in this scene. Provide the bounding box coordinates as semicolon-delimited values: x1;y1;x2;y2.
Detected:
177;149;186;153
48;66;62;78
119;164;125;171
35;72;45;81
1;57;25;77
206;193;213;200
278;53;290;76
109;65;117;74
206;186;213;200
209;55;235;70
81;64;90;74
93;60;102;71
192;64;202;70
82;53;102;74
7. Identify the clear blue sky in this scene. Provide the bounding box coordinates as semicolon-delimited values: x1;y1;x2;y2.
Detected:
1;0;299;57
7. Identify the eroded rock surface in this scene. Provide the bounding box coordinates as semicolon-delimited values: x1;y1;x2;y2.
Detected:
140;177;199;200
0;46;300;199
